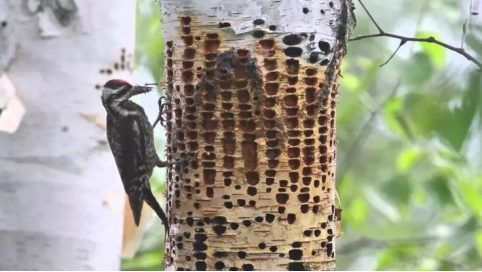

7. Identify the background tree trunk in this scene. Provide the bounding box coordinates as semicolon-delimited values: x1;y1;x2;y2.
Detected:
159;0;353;270
0;0;135;269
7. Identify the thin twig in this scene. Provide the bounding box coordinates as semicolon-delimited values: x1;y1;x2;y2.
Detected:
349;0;482;69
380;40;406;67
337;0;428;181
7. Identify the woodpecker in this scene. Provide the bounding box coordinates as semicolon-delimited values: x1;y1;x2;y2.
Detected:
101;79;192;229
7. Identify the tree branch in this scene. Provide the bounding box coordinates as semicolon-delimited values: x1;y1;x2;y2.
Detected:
349;0;482;69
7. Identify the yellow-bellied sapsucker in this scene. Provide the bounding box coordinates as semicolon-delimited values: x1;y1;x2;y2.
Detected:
101;79;190;229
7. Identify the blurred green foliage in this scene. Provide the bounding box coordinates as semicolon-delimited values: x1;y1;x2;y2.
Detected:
124;0;482;270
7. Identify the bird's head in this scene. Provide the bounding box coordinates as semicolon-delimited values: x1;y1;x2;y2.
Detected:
101;79;152;116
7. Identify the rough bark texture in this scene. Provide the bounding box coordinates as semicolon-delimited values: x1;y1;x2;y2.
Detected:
159;0;353;270
0;0;135;269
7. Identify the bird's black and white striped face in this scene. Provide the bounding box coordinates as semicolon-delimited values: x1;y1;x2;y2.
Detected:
101;79;152;116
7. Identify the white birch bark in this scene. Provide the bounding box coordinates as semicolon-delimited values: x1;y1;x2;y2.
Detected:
158;0;354;270
0;0;136;270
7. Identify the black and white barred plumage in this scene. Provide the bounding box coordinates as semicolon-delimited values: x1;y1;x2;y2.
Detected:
101;79;168;227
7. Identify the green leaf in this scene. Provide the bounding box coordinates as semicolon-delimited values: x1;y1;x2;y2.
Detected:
346;197;368;226
403;52;434;86
476;230;482;257
397;148;424;173
415;31;446;67
381;175;412;205
383;97;405;137
423;174;455;206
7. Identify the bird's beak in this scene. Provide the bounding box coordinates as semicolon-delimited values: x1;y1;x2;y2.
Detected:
130;86;152;96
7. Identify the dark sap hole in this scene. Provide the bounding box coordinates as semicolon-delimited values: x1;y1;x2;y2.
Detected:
288;148;300;158
181;16;191;25
286;59;300;74
258;242;266;249
265;82;279;95
300;204;309;213
269;25;277;31
255;216;264;223
266;149;280;159
329;1;334;8
252;30;266;38
183;35;194;46
214;251;229;258
195;261;207;271
265;214;275;223
266;130;277;139
224;202;233;209
320;59;330;66
246;171;259;185
242;220;252;227
259;39;275;50
309;52;320;64
284;95;298;107
206;187;214;198
288;76;298;85
326;243;333;257
289;249;303;260
213;216;227;224
238;251;248;259
289;160;300;169
287;213;296;224
287;130;301;137
305;68;317;76
276;193;289;204
266;170;277;177
230;223;239;230
298;193;310;203
303;230;312;237
253;19;265;25
215;262;225;270
187;217;194;226
285;107;299;116
247;187;257;196
290;185;298;192
318;41;331;54
284;47;303;58
237;89;250;103
266;178;275;185
224;179;232;187
286;87;296;94
193;242;208;251
242;264;254;271
229;268;239;271
237;199;246;207
264;120;276;129
278;206;286;214
235;185;241;190
213;225;227;235
183;48;196;59
320;9;325;14
219;22;231;28
194;233;208;242
239;111;252;119
302;177;312;186
264;58;277;70
282;34;303;46
249;200;256;207
302;7;310;14
314;229;321;237
292;242;302;248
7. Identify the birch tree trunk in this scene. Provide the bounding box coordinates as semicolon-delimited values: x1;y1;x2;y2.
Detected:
0;0;136;269
158;0;354;270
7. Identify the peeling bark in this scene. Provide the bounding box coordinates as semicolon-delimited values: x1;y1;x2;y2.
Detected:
159;0;353;270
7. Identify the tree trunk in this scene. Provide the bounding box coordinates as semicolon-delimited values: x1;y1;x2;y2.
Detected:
0;0;135;269
159;0;353;270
